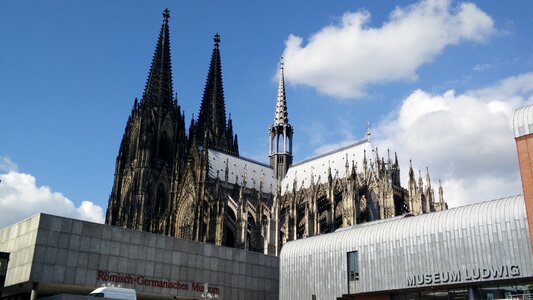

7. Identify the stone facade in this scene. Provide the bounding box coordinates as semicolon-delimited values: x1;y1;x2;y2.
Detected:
106;10;447;256
0;214;279;300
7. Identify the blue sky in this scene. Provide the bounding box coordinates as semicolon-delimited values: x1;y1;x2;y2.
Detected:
1;0;532;226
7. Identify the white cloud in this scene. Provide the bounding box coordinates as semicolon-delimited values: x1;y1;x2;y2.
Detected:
375;73;533;207
0;157;18;173
282;0;494;99
0;161;104;228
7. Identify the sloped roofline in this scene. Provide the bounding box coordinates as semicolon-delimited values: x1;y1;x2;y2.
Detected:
291;139;369;167
207;147;271;168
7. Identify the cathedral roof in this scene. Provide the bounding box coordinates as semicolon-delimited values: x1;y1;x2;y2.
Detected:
281;140;374;195
207;149;276;194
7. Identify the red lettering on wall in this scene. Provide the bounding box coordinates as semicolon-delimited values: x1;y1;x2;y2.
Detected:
97;271;105;281
191;282;203;292
97;270;217;294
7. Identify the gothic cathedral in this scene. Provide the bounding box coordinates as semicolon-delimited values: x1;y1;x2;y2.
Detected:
106;10;447;256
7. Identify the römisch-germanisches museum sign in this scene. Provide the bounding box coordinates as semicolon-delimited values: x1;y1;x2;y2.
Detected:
96;270;221;296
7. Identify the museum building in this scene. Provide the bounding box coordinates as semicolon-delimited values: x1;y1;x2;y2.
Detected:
0;213;279;300
279;105;533;300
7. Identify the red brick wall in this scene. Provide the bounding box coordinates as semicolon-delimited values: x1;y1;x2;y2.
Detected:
515;134;533;252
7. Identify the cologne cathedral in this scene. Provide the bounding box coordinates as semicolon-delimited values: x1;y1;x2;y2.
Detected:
105;10;447;256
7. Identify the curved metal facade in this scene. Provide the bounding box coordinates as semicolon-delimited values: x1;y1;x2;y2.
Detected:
280;195;533;300
513;105;533;137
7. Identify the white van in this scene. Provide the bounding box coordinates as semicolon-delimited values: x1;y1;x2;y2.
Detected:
88;287;136;300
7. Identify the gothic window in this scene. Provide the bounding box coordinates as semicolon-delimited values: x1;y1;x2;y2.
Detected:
227;207;237;226
296;204;306;239
177;197;195;240
223;208;237;248
247;213;256;227
201;220;207;240
319;216;329;234
394;194;407;215
279;231;286;248
154;184;167;215
157;131;172;163
179;224;192;240
334;190;343;231
224;227;235;248
247;214;256;251
317;195;330;234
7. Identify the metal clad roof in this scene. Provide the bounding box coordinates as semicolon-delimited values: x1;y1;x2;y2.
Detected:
513;104;533;137
207;149;276;193
280;195;533;300
280;140;373;195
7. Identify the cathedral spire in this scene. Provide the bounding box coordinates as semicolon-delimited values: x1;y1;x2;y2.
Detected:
107;9;186;232
269;57;293;179
196;33;231;152
273;57;289;126
141;8;173;106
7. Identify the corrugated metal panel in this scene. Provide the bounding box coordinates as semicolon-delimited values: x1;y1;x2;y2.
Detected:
280;195;533;300
513;105;533;137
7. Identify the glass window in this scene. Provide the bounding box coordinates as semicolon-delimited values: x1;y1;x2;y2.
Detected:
480;285;500;300
0;252;9;276
88;293;104;298
498;284;518;299
516;284;532;299
421;290;448;300
347;251;359;281
449;288;468;300
391;293;406;300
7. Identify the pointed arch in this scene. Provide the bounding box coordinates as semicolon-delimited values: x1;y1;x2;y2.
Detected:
333;187;344;231
223;205;237;248
316;185;330;234
176;194;195;240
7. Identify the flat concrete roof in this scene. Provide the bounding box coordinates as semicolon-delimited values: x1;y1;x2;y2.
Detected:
0;214;279;300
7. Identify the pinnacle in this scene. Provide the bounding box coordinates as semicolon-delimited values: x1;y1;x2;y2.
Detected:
141;9;174;107
214;33;221;49
196;33;233;152
273;57;289;126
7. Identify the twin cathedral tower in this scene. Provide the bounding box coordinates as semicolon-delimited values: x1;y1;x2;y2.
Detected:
106;10;447;255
